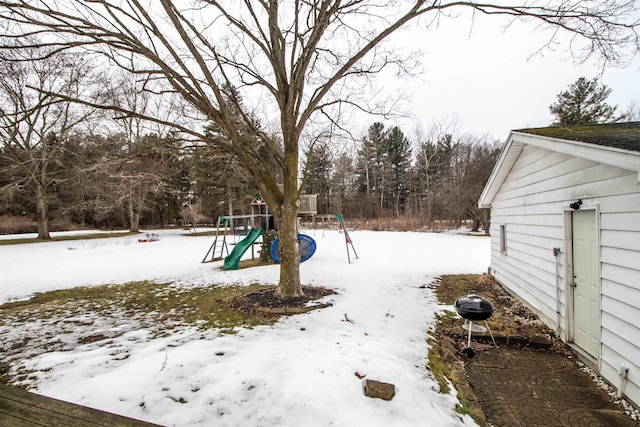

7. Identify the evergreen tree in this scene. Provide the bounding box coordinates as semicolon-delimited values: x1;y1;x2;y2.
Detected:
302;143;333;214
428;134;454;220
331;151;356;216
189;149;256;220
385;126;412;217
201;84;281;221
549;77;622;126
412;140;440;220
355;122;388;218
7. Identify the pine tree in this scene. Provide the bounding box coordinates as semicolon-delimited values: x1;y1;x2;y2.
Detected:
302;143;333;214
549;77;621;126
355;123;387;218
331;152;356;216
385;127;412;217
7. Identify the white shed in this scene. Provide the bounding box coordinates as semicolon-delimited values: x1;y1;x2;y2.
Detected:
478;122;640;407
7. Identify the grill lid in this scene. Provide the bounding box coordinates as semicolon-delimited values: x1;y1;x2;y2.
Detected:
454;294;495;321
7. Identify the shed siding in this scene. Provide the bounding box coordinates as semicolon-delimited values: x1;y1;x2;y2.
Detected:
488;144;640;406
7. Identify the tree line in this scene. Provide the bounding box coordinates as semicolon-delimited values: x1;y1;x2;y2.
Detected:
0;35;503;238
0;48;632;239
0;49;501;235
303;122;501;232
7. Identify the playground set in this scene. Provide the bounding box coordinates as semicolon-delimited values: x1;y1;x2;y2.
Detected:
201;193;357;269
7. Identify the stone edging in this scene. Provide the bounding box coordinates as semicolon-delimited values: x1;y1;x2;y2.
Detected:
453;332;554;349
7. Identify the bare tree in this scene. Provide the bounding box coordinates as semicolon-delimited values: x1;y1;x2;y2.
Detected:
411;116;461;221
449;134;501;233
623;100;640;121
83;130;184;232
104;74;186;232
1;1;637;296
0;43;94;238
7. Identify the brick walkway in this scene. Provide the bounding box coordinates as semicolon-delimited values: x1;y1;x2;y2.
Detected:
466;348;639;427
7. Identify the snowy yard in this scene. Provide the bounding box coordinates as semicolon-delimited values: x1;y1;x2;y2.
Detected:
0;228;490;426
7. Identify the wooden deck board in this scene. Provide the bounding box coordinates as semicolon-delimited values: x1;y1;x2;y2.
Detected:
0;384;163;427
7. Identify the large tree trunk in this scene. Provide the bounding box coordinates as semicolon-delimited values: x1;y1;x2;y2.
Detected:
275;198;302;297
480;209;491;236
128;193;140;232
35;183;50;239
274;138;304;298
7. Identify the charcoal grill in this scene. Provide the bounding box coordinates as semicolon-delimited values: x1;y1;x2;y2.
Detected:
454;292;498;357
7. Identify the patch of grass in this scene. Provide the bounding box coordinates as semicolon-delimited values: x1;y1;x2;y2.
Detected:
456;395;471;417
433;310;461;338
427;328;485;425
0;231;140;246
236;258;271;269
181;229;217;237
434;274;494;305
0;362;10;385
426;335;451;394
0;281;280;331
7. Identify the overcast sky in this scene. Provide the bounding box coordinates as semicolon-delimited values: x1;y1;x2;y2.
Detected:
377;10;640;141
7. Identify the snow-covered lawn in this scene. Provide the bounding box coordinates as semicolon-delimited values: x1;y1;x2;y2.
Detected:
0;228;490;426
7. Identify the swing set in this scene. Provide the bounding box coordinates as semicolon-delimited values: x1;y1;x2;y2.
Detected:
201;192;358;265
336;214;358;263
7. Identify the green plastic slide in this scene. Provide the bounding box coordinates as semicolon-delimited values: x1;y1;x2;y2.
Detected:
223;228;265;270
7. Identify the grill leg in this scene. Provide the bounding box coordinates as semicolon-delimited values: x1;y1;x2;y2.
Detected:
467;320;473;348
484;320;498;349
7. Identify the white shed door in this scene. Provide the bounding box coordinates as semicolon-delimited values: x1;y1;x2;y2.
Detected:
572;210;599;357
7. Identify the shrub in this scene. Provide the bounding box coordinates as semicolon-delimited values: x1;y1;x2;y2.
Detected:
0;215;37;235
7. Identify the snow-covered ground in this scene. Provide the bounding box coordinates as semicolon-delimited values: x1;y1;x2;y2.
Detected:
0;228;490;426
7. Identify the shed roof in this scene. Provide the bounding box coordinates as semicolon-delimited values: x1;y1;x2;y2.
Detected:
516;122;640;152
478;122;640;208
